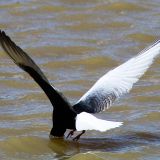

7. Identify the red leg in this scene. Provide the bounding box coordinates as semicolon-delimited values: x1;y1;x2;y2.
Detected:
73;130;85;141
66;129;75;139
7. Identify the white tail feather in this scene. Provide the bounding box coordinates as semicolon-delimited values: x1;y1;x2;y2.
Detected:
76;112;123;132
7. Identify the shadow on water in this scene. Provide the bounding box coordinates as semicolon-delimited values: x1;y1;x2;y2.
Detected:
48;131;160;158
0;131;160;159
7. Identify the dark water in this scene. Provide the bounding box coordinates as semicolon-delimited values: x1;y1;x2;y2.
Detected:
0;0;160;159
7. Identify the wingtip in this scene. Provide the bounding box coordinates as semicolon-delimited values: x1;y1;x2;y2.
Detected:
0;30;6;39
149;39;160;50
0;30;13;46
0;30;2;37
0;29;4;34
153;39;160;45
0;30;4;43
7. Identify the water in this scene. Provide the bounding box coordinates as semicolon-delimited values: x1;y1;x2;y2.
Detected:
0;0;160;159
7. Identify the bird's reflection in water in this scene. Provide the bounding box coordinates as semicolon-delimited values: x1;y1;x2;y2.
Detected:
48;132;160;158
0;132;159;160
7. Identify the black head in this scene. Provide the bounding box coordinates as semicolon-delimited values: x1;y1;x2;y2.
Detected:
50;106;77;138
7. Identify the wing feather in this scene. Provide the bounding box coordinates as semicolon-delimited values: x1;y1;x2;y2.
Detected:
73;40;160;113
0;30;70;109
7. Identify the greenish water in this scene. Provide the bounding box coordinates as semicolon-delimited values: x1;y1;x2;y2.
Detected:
0;0;160;160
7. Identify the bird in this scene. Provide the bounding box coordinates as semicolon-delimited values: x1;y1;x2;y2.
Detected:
0;30;160;141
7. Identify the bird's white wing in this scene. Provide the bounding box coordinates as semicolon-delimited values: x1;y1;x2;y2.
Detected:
73;40;160;113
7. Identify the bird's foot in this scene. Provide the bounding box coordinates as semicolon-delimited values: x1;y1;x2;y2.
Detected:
72;130;85;141
66;130;75;139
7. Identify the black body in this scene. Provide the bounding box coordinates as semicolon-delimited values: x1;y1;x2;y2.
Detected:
22;65;77;137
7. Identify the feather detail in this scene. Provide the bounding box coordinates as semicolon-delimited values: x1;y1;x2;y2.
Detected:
73;40;160;113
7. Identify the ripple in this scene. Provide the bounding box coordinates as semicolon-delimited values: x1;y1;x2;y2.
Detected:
127;33;158;42
94;2;147;12
0;0;160;160
29;45;98;57
44;56;117;71
0;2;21;9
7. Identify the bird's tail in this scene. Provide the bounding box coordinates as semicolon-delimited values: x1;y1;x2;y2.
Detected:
76;112;123;132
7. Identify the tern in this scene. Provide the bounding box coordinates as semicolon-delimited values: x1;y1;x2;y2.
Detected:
0;30;159;141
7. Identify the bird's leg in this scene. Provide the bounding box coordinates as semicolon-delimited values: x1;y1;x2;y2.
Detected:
66;129;75;139
73;130;85;141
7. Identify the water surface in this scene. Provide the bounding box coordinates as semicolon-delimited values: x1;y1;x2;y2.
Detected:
0;0;160;160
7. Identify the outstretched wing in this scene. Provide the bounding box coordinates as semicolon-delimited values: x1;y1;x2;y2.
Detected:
0;30;69;108
73;40;160;113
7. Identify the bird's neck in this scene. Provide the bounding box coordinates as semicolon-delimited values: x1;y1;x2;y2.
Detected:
50;106;77;137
